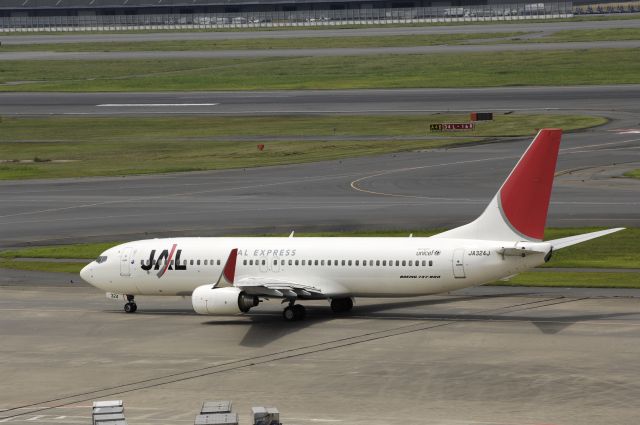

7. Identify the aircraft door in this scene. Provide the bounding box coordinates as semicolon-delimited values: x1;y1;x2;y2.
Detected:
452;248;466;278
269;256;281;273
259;256;269;273
120;246;133;277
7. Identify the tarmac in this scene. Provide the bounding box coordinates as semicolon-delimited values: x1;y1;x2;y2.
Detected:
1;281;640;425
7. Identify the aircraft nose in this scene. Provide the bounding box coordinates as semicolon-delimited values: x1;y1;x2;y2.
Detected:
80;264;93;284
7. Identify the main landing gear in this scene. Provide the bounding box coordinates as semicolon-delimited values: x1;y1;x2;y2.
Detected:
124;295;137;313
282;301;306;322
330;297;353;314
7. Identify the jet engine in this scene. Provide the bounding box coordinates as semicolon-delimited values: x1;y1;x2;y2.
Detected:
191;285;259;315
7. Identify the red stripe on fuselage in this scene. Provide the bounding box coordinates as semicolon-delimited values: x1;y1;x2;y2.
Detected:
158;243;178;278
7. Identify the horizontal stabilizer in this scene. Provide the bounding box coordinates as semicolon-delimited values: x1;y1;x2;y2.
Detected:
548;228;625;250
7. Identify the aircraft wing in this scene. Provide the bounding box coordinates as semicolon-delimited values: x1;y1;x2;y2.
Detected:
234;277;326;299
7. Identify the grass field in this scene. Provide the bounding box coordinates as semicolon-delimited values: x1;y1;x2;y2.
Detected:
624;169;640;179
1;48;638;91
0;32;528;52
1;227;637;287
0;114;604;180
3;28;640;53
533;27;640;42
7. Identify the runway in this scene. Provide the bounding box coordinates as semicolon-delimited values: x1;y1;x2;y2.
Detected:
3;18;639;44
1;283;640;425
2;40;639;60
1;85;640;116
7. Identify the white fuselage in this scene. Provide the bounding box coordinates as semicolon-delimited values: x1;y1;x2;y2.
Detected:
81;236;549;298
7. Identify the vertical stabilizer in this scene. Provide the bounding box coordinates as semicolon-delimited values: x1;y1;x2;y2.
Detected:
434;129;562;242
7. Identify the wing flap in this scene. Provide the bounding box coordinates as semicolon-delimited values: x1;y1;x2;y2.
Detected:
235;277;325;298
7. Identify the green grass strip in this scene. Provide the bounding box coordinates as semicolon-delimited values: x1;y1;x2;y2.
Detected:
1;48;638;91
623;169;640;179
0;114;604;180
492;271;640;288
0;32;528;52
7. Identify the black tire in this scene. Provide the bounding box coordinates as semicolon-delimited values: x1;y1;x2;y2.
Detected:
124;302;133;313
331;297;353;313
293;304;306;320
283;306;296;321
130;303;138;313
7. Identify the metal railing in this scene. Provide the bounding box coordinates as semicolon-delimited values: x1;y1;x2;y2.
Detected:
0;2;577;32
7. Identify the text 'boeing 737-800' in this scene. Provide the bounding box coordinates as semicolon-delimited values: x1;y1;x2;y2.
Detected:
80;129;624;321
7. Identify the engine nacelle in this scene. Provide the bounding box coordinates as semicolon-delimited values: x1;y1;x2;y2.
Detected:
191;285;259;315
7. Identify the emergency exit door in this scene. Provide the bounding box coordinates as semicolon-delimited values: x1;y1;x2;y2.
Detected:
453;248;466;278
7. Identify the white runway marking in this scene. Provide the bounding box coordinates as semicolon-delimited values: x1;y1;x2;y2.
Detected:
96;103;218;107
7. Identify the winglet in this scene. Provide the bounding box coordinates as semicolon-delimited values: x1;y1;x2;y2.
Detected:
214;248;238;288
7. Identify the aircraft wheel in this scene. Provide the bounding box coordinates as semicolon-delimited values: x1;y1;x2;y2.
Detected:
331;297;353;313
283;306;296;321
124;302;137;313
293;304;306;320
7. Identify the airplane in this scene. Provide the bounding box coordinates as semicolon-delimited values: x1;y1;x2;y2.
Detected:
80;129;624;321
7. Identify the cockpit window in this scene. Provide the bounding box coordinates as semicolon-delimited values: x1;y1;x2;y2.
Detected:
95;256;108;264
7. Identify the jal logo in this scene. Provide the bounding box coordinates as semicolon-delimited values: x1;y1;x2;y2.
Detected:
141;244;186;278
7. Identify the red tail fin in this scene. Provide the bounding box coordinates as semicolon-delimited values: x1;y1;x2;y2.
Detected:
499;129;562;240
434;129;562;242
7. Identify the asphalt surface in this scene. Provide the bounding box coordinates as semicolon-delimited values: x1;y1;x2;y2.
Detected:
2;40;639;60
1;283;640;425
1;86;639;116
1;122;639;249
2;18;639;44
1;86;639;249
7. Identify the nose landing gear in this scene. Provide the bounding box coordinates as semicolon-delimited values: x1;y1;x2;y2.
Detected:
124;295;137;313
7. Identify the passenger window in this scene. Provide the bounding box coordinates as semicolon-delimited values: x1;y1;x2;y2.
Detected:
395;260;400;266
314;260;318;266
422;260;426;266
342;260;346;266
402;260;406;266
274;260;278;265
190;260;194;266
321;260;325;266
249;260;254;266
281;260;285;265
204;260;208;265
363;260;367;266
243;260;247;265
376;260;380;266
408;260;413;266
262;260;266;265
295;260;299;266
288;259;292;266
217;259;221;265
382;260;386;266
302;260;306;266
355;260;359;266
197;260;201;265
429;260;433;267
348;260;352;266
